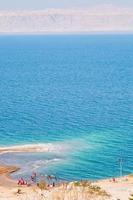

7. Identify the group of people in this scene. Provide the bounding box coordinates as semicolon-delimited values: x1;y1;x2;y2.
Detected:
17;172;57;188
18;177;28;186
18;172;37;186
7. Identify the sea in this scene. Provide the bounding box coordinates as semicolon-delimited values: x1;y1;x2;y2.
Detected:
0;35;133;181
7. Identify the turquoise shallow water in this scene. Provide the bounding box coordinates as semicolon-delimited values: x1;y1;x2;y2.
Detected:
0;35;133;181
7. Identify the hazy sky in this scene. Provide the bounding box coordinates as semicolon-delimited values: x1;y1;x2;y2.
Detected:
0;0;133;10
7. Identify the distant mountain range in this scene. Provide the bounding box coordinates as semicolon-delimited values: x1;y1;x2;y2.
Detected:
0;6;133;33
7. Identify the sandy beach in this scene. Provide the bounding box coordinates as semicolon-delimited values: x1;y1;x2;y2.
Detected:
0;164;133;200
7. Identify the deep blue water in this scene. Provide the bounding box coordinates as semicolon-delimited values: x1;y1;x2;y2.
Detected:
0;35;133;181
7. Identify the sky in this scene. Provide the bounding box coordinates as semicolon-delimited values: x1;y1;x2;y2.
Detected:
0;0;133;10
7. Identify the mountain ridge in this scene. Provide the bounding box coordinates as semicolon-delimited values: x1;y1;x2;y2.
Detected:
0;7;133;33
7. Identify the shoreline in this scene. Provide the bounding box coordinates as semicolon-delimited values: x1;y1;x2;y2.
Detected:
0;165;19;187
0;164;133;199
0;144;133;199
0;144;133;181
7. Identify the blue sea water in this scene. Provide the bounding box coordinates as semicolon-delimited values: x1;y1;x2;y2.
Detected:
0;35;133;181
